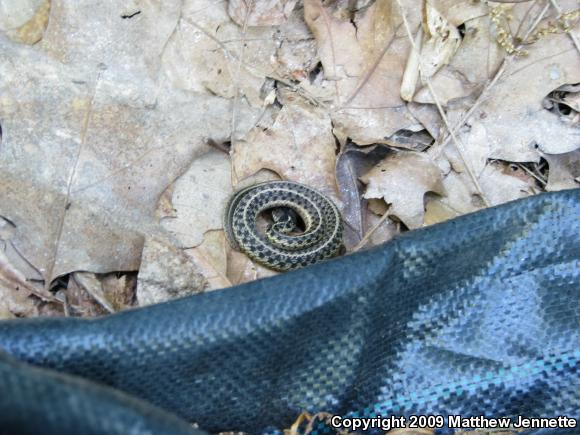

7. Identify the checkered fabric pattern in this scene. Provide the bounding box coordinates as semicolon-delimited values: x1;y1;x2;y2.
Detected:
0;189;578;434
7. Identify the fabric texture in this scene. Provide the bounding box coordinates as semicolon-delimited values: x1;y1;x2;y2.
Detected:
0;189;578;434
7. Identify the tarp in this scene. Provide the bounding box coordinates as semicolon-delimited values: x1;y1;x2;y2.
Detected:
0;189;578;434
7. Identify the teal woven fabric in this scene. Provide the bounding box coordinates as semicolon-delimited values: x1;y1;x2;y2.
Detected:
0;190;578;434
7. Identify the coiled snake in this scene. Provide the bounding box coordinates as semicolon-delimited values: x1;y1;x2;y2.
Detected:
224;181;343;271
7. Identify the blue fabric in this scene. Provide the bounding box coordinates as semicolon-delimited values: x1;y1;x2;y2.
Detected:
0;189;578;434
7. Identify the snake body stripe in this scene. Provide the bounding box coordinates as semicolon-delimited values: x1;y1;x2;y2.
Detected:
223;181;343;271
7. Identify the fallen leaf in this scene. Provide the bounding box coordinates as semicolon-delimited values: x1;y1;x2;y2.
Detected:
543;150;580;191
447;1;580;162
478;161;537;205
304;0;422;145
228;0;298;27
361;205;400;249
0;35;257;284
436;160;537;217
0;250;38;317
420;1;462;81
66;272;110;317
232;94;339;200
136;237;208;306
42;0;180;82
186;230;232;291
0;244;54;301
361;151;444;229
428;0;488;26
0;0;50;44
336;144;392;250
413;14;504;104
101;272;137;309
424;193;459;225
161;150;233;248
163;1;314;106
227;250;278;286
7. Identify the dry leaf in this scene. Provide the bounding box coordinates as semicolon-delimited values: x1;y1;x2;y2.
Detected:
0;0;45;31
449;3;580;162
478;161;537;205
69;271;115;315
136;237;208;306
0;0;50;44
66;272;110;317
336;144;392;250
437;160;537;217
305;0;422;145
186;230;232;291
228;0;298;27
336;149;366;249
232;95;339;199
162;1;313;106
424;193;459;225
420;1;462;81
361;152;444;229
543;150;580;191
428;0;487;26
0;250;38;317
161;150;233;248
101;272;137;309
362;207;400;249
413;13;503;104
227;249;278;286
42;0;180;81
0;35;256;284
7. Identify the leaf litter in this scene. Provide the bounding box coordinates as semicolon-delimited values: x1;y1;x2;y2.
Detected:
0;0;578;317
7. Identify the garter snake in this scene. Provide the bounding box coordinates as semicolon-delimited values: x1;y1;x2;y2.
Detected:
224;181;343;271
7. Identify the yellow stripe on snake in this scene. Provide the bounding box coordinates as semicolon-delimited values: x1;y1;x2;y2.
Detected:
224;181;343;271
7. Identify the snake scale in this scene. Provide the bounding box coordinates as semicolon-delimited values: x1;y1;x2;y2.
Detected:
224;181;343;271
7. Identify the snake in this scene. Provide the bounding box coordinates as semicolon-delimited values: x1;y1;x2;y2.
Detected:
223;181;343;271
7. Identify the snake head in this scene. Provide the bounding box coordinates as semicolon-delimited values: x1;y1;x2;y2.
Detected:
270;207;300;234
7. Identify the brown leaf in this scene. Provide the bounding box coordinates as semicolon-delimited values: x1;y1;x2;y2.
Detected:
420;1;462;80
450;3;580;161
0;245;54;301
0;0;50;45
436;160;537;217
304;0;422;145
478;161;537;205
69;272;115;315
228;0;298;27
543;150;580;191
0;36;255;284
164;1;313;105
0;250;38;318
227;250;277;286
161;150;233;248
361;152;444;229
336;144;392;250
232;95;339;199
413;13;503;104
136;237;208;306
186;230;233;291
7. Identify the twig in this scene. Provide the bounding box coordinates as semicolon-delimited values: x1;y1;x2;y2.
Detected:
352;206;391;252
517;163;547;185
